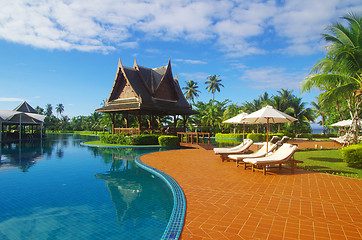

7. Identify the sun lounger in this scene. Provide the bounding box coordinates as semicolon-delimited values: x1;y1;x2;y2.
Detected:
228;142;277;167
244;143;301;175
330;133;353;146
214;139;253;161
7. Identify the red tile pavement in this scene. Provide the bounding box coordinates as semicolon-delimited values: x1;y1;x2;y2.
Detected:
141;148;362;240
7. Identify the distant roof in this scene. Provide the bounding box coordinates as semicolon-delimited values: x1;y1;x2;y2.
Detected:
0;109;45;124
96;59;198;116
13;101;37;114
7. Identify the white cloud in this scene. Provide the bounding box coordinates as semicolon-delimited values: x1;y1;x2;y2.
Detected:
0;98;24;102
175;59;207;64
240;67;305;90
178;72;209;83
0;0;361;55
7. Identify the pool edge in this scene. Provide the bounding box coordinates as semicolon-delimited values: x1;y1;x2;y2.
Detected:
135;154;186;240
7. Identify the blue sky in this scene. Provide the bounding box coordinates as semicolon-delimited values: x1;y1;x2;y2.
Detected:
0;0;361;119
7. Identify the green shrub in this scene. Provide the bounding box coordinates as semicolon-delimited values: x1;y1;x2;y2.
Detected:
100;133;129;144
215;133;245;139
158;135;179;146
341;144;362;168
246;133;284;142
100;133;159;145
296;133;313;140
246;133;264;141
126;134;159;145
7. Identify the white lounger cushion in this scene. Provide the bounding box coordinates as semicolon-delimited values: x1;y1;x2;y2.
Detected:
244;144;297;165
228;142;276;160
213;139;253;154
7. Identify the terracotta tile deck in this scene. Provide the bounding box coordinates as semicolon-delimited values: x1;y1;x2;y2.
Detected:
141;148;362;240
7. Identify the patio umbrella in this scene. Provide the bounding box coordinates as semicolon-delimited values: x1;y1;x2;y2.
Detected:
240;105;297;152
223;112;251;141
330;119;362;127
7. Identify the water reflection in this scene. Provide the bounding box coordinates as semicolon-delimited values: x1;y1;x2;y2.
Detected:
0;140;53;172
94;150;172;229
0;135;173;239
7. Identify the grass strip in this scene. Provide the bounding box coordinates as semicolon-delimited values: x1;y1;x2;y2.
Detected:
83;140;162;147
294;149;362;179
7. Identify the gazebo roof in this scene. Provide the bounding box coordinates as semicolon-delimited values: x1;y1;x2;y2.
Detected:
13;101;37;114
95;59;198;116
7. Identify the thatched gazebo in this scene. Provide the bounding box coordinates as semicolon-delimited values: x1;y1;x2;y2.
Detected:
95;59;198;134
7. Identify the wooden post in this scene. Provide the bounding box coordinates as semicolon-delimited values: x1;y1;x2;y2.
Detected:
173;115;177;135
150;115;154;131
124;113;128;128
183;115;187;132
109;113;116;134
137;112;142;134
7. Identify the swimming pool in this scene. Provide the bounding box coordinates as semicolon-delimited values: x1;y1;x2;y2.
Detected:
0;134;173;240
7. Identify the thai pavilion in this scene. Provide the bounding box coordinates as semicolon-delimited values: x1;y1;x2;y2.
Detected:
95;59;199;134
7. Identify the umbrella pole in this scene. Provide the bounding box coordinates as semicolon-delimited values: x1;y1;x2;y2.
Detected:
267;118;269;152
243;123;245;142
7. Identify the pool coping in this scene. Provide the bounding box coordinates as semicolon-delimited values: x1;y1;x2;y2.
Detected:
81;141;186;239
135;154;186;240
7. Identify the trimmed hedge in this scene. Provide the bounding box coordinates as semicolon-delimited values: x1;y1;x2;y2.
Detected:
158;135;179;146
296;133;313;140
128;134;159;145
341;144;362;168
246;133;284;142
100;133;129;144
215;133;245;139
100;133;159;145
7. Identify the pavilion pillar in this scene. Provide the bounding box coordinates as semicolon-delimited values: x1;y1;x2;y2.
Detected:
151;114;155;131
19;114;22;142
125;113;129;128
173;115;177;135
109;113;116;134
183;115;187;132
137;112;142;134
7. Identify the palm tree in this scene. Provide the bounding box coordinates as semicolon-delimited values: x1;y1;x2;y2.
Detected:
287;97;315;134
45;104;53;117
205;75;224;103
302;12;362;143
183;80;201;103
258;92;271;106
55;104;64;119
35;106;44;115
311;97;327;135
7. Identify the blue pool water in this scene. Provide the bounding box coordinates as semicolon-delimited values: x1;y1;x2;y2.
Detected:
0;134;173;240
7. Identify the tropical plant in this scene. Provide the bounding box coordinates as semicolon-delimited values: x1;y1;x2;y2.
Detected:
183;80;201;103
205;75;224;103
35;106;44;115
302;12;362;144
55;104;64;119
287;96;315;134
311;97;327;135
45;104;53;117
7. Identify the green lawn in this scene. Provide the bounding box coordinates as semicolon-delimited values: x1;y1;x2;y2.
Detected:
83;140;162;147
294;150;362;179
47;131;103;135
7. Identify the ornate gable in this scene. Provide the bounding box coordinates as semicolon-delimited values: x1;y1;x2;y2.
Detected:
107;59;138;103
153;60;179;101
